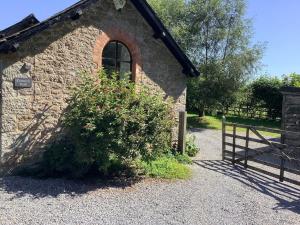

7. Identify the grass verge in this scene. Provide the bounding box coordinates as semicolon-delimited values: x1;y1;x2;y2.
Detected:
187;113;281;138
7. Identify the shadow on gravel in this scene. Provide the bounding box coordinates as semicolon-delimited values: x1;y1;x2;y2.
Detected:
0;176;142;200
194;160;300;214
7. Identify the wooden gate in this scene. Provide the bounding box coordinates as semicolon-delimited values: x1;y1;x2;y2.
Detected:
222;117;300;185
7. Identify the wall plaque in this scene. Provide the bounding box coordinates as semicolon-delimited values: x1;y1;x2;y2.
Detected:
14;78;32;89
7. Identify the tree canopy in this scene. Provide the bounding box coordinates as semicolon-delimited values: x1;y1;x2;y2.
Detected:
283;73;300;87
148;0;264;115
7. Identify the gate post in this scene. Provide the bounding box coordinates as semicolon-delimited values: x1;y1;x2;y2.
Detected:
279;157;285;182
222;116;226;160
244;127;250;169
232;125;237;164
178;111;187;154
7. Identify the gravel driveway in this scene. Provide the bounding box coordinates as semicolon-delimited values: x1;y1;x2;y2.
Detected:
1;129;299;225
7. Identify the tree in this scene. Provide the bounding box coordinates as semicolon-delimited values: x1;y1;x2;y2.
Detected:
283;72;300;87
148;0;188;49
249;76;283;119
148;0;264;115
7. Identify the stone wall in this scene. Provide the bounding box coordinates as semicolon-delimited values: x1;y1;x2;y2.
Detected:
0;0;187;174
281;87;300;147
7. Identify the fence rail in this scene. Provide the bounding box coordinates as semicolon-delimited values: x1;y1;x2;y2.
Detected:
222;117;300;185
227;106;279;120
228;106;267;117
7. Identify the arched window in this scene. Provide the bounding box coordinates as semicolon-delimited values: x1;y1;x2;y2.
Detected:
102;41;132;80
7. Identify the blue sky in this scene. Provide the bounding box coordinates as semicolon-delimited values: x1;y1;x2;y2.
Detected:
0;0;78;29
0;0;299;77
247;0;300;77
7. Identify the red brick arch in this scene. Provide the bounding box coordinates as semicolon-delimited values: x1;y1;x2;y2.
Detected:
93;28;142;83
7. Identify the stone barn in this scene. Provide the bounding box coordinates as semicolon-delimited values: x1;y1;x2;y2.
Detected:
0;0;199;174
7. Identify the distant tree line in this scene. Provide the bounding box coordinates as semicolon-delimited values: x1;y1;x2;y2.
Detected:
228;73;300;120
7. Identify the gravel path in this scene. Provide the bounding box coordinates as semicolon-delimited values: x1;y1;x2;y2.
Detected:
1;129;299;225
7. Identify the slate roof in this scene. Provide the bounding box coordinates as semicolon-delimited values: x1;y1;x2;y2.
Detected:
0;14;39;39
0;0;199;77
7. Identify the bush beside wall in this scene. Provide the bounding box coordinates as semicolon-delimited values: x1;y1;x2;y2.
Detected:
40;70;182;179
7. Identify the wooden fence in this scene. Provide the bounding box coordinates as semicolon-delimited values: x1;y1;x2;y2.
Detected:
227;106;270;119
222;117;300;185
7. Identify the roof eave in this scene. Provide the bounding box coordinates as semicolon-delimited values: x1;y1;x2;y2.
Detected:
0;14;40;39
130;0;200;77
0;0;97;53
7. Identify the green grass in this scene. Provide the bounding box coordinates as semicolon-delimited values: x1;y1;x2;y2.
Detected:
187;113;281;137
141;157;192;180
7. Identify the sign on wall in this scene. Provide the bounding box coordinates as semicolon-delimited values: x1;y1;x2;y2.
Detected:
13;78;32;89
113;0;126;10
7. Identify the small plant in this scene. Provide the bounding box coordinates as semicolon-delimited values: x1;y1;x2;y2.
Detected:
185;135;199;157
140;156;192;179
174;153;193;165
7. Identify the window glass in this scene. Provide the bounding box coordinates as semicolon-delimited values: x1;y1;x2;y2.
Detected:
102;41;116;59
102;41;132;80
119;62;131;80
117;42;131;62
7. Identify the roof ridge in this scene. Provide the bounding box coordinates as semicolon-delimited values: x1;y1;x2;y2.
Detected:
0;14;39;40
1;0;97;43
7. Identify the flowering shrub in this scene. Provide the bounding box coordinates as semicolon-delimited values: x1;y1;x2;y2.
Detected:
43;70;174;178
